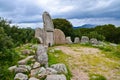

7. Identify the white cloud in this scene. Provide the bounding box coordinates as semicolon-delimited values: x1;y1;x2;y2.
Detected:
11;22;43;29
1;0;120;28
69;18;120;26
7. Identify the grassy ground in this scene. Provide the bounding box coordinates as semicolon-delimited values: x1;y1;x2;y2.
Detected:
48;43;120;80
1;43;120;80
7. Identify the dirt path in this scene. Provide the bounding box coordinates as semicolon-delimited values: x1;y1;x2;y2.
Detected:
56;46;100;80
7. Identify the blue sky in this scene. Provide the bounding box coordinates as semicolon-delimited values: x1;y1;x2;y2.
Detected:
0;0;120;28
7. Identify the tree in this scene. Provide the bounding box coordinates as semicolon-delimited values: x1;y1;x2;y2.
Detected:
53;18;73;37
0;27;13;51
95;24;116;42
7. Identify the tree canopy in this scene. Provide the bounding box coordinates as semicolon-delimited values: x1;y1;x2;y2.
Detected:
53;18;73;37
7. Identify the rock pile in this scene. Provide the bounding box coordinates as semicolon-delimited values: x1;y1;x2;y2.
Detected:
8;44;68;80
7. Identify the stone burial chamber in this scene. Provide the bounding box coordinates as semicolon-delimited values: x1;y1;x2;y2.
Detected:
35;11;66;47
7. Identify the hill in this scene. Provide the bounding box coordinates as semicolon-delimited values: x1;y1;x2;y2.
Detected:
74;24;97;29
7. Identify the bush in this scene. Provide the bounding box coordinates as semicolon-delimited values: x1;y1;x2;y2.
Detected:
89;74;106;80
0;49;20;80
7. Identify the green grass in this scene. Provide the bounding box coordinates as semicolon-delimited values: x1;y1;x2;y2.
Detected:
89;73;107;80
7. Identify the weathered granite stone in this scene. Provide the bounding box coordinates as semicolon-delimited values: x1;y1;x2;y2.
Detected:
43;11;54;46
15;67;28;73
74;37;80;43
8;65;17;72
54;29;66;44
18;56;34;65
81;36;89;44
66;37;72;44
35;28;46;44
29;77;39;80
15;65;31;73
18;65;31;71
35;44;48;67
46;68;58;75
50;63;68;74
43;11;54;32
30;68;40;77
90;38;98;45
32;62;41;69
14;73;28;80
45;74;66;80
36;37;43;44
38;67;46;78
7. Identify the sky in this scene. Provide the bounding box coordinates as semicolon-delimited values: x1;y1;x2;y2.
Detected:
0;0;120;28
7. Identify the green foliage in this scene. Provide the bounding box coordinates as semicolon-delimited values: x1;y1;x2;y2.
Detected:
0;17;35;47
0;49;20;80
0;17;35;80
53;18;74;40
0;27;13;51
86;31;105;41
0;66;15;80
89;74;106;80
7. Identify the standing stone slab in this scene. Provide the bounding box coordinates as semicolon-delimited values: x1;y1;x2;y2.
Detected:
43;11;54;46
35;44;48;67
90;38;98;45
74;37;80;43
81;36;89;44
54;29;66;44
66;37;72;44
35;28;45;44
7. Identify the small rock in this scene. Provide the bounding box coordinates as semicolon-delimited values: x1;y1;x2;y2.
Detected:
38;67;46;78
18;56;34;65
30;68;40;77
46;68;57;75
8;65;17;72
45;74;66;80
29;77;39;80
50;63;68;74
15;67;28;73
19;65;31;71
14;73;28;80
33;62;41;69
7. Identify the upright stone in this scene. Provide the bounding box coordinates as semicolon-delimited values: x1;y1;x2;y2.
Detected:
43;11;54;46
90;38;98;45
66;37;72;44
35;28;45;44
35;44;48;67
74;37;80;43
81;36;89;44
54;29;66;44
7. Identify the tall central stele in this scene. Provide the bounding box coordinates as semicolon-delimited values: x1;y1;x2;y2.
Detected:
42;11;54;46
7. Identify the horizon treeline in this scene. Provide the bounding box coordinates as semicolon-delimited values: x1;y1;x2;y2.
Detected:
53;18;120;44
